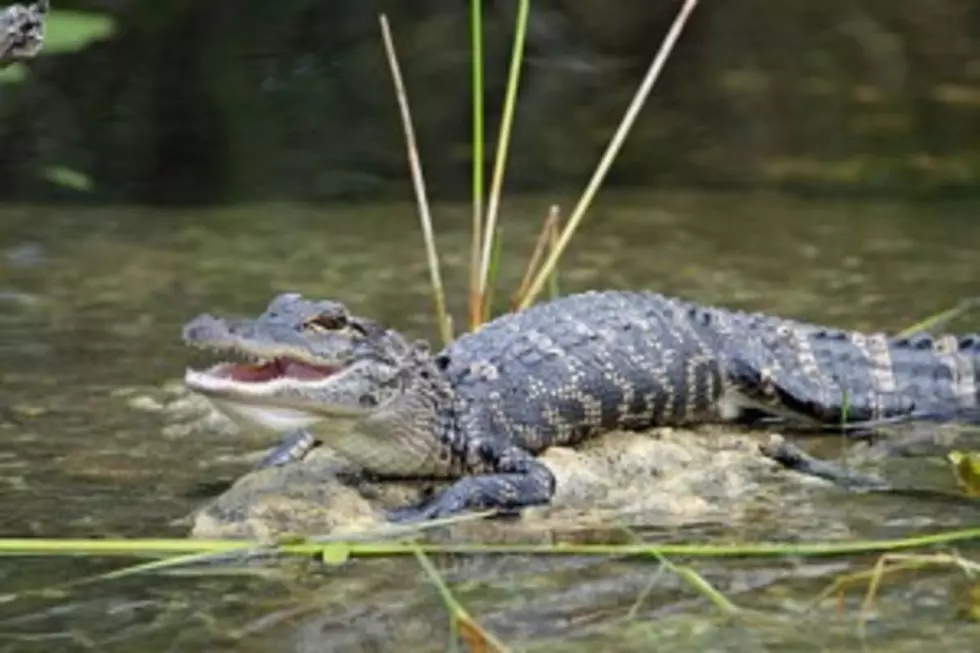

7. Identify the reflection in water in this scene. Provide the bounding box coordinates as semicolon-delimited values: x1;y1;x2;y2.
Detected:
2;192;980;651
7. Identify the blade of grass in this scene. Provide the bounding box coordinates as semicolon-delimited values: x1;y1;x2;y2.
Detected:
616;523;740;617
413;545;511;652
468;0;486;331
481;226;505;324
667;559;741;616
512;204;560;309
809;551;980;633
895;297;980;338
546;211;561;301
40;510;498;582
378;14;453;346
625;562;668;620
518;0;700;310
475;0;530;321
4;527;980;562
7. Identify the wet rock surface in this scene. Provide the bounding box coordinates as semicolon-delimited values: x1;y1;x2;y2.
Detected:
185;426;798;541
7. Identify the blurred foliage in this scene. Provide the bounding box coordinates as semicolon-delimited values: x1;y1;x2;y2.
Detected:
0;0;979;205
34;8;113;54
41;163;93;190
948;451;980;497
0;8;114;83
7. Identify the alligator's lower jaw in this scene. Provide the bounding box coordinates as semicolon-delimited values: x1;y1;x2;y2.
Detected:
203;395;323;434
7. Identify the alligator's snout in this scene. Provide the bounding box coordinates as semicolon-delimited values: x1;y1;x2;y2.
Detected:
182;314;228;344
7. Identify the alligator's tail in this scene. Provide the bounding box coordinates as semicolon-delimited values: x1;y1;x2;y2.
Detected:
728;327;980;428
877;331;980;424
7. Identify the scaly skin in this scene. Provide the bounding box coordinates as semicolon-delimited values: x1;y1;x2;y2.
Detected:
0;1;47;64
182;290;980;521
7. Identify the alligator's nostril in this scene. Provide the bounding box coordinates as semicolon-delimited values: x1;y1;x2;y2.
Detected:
358;394;378;408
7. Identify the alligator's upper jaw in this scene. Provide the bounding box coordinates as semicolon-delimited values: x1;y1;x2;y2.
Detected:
184;357;346;433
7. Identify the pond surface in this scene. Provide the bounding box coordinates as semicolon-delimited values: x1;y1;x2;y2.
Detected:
3;191;980;651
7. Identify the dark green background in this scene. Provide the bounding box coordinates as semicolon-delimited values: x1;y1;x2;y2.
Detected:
3;0;979;205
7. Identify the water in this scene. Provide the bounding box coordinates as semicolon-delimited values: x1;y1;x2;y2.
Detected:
3;192;980;651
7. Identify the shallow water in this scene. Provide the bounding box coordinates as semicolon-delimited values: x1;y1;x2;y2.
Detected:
3;191;980;651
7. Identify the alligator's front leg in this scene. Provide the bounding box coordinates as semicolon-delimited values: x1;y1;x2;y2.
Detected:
386;443;556;522
254;429;320;470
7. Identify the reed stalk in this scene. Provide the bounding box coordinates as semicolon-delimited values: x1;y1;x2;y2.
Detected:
467;0;486;331
512;205;560;308
474;0;530;322
518;0;700;310
379;14;453;345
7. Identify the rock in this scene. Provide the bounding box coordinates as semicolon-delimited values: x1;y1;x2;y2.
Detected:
188;447;424;540
126;395;166;413
188;427;789;540
124;381;240;438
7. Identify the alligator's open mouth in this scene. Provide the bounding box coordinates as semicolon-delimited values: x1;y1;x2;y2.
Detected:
184;355;353;433
202;357;341;384
184;353;348;397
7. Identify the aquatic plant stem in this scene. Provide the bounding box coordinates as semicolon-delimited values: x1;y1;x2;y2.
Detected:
895;296;980;337
546;212;561;300
5;528;980;560
476;0;530;319
512;205;560;308
468;0;486;331
482;225;504;323
518;0;700;310
617;524;740;616
413;545;511;652
378;14;453;346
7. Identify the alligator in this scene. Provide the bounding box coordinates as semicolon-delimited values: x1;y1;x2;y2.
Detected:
182;290;980;522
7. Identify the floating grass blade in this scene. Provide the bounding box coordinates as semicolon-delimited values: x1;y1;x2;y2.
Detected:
468;0;486;332
4;528;980;568
378;14;453;346
659;555;741;616
811;551;980;637
625;562;668;620
616;523;740;617
476;0;530;320
518;0;700;309
895;297;980;338
413;545;511;652
814;552;980;608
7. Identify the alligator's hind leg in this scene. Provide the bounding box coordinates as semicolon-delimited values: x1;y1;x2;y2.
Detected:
726;353;920;441
385;444;556;522
254;429;320;470
725;354;855;428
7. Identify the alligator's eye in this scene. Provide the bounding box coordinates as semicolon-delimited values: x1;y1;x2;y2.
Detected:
304;313;348;331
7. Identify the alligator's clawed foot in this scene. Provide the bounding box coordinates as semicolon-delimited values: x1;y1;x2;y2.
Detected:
384;479;534;523
385;502;520;524
760;434;891;491
254;430;320;470
384;494;471;524
384;504;435;524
